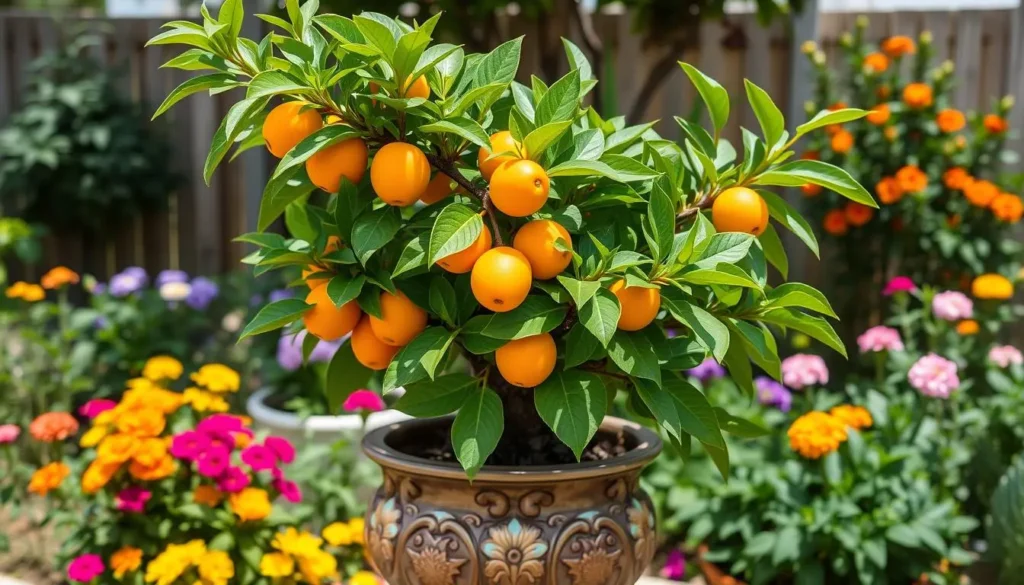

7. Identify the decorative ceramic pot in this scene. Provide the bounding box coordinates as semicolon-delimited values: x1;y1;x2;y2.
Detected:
362;416;662;585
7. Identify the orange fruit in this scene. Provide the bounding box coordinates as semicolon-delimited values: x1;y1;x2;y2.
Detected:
303;283;361;341
301;236;343;289
370;142;431;207
609;280;661;331
512;219;572;280
471;247;532;312
711;187;770;235
489;160;550;217
350;316;400;370
420;173;455;205
369;291;428;347
495;333;557;388
402;75;430;100
263;102;323;158
437;225;492;274
305;137;368;193
478;131;524;181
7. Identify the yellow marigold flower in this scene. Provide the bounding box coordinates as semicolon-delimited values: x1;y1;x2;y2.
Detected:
322;522;353;547
6;282;46;302
297;550;337;584
273;528;323;558
259;553;295;578
126;377;157;392
80;425;109;448
829;405;873;431
28;462;70;496
183;388;230;413
194;485;224;507
348;518;366;545
5;281;28;299
116;408;166;438
349;571;381;585
230;488;272;522
197;550;234;585
82;460;120;494
132;437;169;468
142;356;184;382
129;455;176;482
972;273;1014;300
40;266;80;290
788;411;848;459
145;541;205;585
97;433;139;464
111;546;143;579
192;364;241;393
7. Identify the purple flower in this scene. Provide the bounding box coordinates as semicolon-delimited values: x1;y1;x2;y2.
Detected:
277;330;342;371
155;269;189;288
932;291;974;321
274;478;302;503
196;445;231;477
108;270;146;297
121;267;148;284
186;277;219;310
91;283;107;295
857;326;904;353
659;549;686;581
217;466;251;493
241;444;277;471
268;289;295;303
755;376;793;412
781;354;829;390
883;276;917;296
265;436;295;464
343;390;386;413
687;358;726;383
115;486;152;513
908;353;960;399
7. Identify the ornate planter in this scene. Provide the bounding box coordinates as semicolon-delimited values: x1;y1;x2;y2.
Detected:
362;416;662;585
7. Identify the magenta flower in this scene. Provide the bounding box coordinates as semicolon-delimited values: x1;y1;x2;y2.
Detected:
343;389;386;413
196;445;231;478
241;444;277;471
274;478;303;503
781;354;829;390
115;487;152;513
264;436;295;464
217;466;251;493
883;276;917;296
197;414;245;435
659;549;686;581
932;291;974;321
857;326;904;353
78;399;117;420
989;345;1024;368
169;431;210;461
67;554;104;583
908;353;960;398
0;424;20;445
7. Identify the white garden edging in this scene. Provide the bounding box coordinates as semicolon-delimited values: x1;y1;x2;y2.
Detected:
246;387;409;445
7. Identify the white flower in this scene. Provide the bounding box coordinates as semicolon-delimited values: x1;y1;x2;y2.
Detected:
159;281;192;302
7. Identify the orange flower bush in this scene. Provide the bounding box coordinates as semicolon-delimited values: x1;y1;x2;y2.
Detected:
787;411;849;459
29;412;79;442
28;461;70;496
40;266;80;289
829;405;873;431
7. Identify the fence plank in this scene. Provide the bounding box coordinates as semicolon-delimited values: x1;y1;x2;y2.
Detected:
953;11;984;111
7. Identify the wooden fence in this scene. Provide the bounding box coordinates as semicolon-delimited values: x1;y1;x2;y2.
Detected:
0;5;1020;279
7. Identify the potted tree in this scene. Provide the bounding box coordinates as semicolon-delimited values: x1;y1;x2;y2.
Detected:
149;3;873;583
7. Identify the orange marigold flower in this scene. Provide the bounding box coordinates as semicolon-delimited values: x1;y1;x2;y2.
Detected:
801;183;823;197
128;455;176;482
943;167;970;190
823;210;849;236
110;546;143;579
844;202;874;227
866;103;891;125
903;83;934;109
991;193;1023;223
229;488;272;522
115;408;166;438
82;460;120;495
28;462;70;496
882;36;916;58
963;179;1000;207
29;412;79;443
40;266;80;290
5;282;45;302
788;411;849;459
831;129;854;154
984;114;1009;134
863;52;889;73
956;320;980;335
896;165;928;193
97;433;139;465
131;437;169;468
876;177;904;204
829;405;873;431
194;485;224;507
936;109;966;133
972;273;1014;300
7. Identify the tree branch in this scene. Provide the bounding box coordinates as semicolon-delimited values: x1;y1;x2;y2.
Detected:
425;152;505;246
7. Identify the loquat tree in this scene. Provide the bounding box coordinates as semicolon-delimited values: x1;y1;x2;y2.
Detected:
149;0;876;478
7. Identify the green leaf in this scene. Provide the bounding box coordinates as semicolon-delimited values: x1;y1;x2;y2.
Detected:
561;38;594;81
885;525;920;548
723;336;754;396
563;324;602;369
727;319;780;380
756;160;877;208
680;63;730;135
744;79;785;148
524;121;573;162
677;265;760;289
146;27;213;50
452;387;504;479
450;83;507;118
246;70;313;99
239;299;308;339
661;293;729;362
579;288;620;347
766;283;837;318
474;37;523;86
394;374;478;417
608;331;661;385
744;532;776;558
429;277;458;325
761;308;847;358
206;96;270;185
353;14;397;58
351;207;401;264
428;203;484;265
604;121;657;155
772;525;802;565
324;341;374;413
795;561;824;585
758;224;789;279
463;296;567;340
326;274;365;308
392;232;430;278
599;154;661;182
759;191;819;258
662;377;724;449
634;378;681;438
420;117;490;151
392;14;440;83
646;176;675;263
556;276;601;309
692;233;755;269
796;108;867;137
715;408;770;438
313;14;362;43
535;68;581;126
535;370;607;460
153;73;235;119
383;327;457;390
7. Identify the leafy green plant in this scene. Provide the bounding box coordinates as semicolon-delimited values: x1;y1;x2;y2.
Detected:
988;456;1024;584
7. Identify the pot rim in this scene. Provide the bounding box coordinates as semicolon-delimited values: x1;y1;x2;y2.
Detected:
246;387;410;432
362;415;662;483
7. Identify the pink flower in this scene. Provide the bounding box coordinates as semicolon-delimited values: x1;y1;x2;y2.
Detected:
217;466;251;493
781;354;829;390
343;389;386;413
264;436;295;464
241;444;277;471
274;478;302;503
115;486;152;513
78;399;116;420
67;554;104;583
197;414;245;436
660;549;686;581
170;431;210;461
857;326;904;353
989;345;1024;368
932;291;974;321
0;424;20;445
883;276;917;296
908;353;960;398
196;445;231;478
